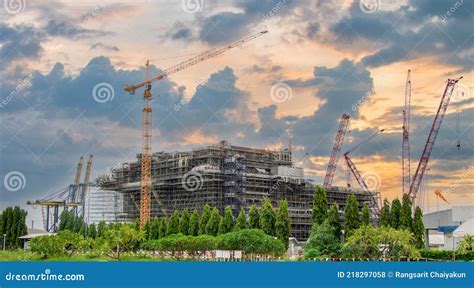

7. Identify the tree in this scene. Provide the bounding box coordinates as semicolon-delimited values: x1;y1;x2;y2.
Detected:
88;223;97;239
104;224;144;260
218;216;225;235
142;219;151;240
260;199;276;236
205;208;220;236
159;217;167;238
167;211;180;235
188;209;200;236
327;203;341;241
312;186;328;226
344;194;360;239
97;221;106;238
248;204;260;229
179;210;190;235
342;225;419;260
275;200;291;249
217;229;285;257
199;204;212;235
361;204;371;226
390;198;402;229
379;198;391;227
235;208;247;231
59;210;68;231
399;194;413;231
0;206;27;249
412;207;425;249
221;206;235;234
457;235;474;252
304;220;341;259
150;217;160;240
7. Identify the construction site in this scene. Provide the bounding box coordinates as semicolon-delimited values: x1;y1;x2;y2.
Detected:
27;29;464;242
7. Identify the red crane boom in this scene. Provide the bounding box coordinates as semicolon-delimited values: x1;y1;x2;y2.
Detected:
323;113;350;187
402;69;411;195
408;77;462;199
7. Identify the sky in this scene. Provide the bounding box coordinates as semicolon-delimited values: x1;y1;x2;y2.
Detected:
0;0;473;228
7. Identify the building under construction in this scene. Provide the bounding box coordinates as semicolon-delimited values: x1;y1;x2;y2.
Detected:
96;140;379;240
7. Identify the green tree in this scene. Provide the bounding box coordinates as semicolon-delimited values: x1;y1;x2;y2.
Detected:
379;198;391;227
88;223;97;239
260;199;276;236
2;207;13;248
304;220;341;259
179;210;190;235
205;208;220;236
399;194;413;231
327;203;341;241
167;211;180;235
188;209;200;236
457;235;474;252
344;194;360;239
235;208;247;231
248;204;260;229
390;198;402;229
97;221;106;238
275;200;291;249
217;229;285;257
104;224;144;260
312;186;328;226
199;204;212;235
159;217;168;238
143;219;151;240
150;217;160;240
361;204;371;226
412;207;425;249
218;216;225;235
221;206;235;234
59;210;68;231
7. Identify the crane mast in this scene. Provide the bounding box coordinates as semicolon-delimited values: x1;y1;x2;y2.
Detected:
402;69;411;195
323;113;350;187
408;77;462;200
81;155;93;218
124;29;268;226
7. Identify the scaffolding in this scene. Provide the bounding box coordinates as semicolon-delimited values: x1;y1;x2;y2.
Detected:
98;140;379;240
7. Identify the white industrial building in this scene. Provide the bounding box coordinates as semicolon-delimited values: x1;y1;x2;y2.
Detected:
423;206;474;250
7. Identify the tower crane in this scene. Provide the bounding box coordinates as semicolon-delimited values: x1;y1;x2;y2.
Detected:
323;113;350;187
344;129;385;214
408;77;462;201
402;69;411;195
81;155;93;218
70;156;83;215
124;29;269;226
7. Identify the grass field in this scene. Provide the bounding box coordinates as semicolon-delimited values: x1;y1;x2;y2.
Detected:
0;250;170;262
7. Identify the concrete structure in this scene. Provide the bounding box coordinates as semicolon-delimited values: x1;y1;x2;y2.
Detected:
423;206;474;250
97;141;380;240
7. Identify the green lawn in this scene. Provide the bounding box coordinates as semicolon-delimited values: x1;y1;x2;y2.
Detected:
0;250;170;262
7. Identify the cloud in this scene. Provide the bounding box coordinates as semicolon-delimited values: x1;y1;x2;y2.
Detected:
44;19;111;38
90;42;120;52
0;23;45;66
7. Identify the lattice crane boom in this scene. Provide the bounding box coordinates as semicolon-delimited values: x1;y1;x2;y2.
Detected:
323;113;350;187
408;77;462;199
402;69;411;195
81;155;93;218
124;29;269;227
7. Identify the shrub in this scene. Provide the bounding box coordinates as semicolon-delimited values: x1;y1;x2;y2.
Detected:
420;249;474;261
217;229;285;256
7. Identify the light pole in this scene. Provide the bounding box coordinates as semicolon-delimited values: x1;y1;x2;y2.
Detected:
2;234;6;251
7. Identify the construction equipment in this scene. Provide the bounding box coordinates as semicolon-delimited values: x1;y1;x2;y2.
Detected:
408;77;462;200
323;113;350;187
82;155;93;218
402;70;411;195
344;129;385;214
27;155;93;232
434;189;449;204
124;29;269;227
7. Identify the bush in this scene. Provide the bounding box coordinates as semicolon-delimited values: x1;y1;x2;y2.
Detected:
29;231;84;259
420;249;474;261
216;229;285;256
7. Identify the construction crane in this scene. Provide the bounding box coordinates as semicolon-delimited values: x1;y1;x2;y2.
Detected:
124;29;269;226
344;129;385;214
402;69;411;195
408;77;462;201
81;155;93;218
323;113;350;187
70;156;83;215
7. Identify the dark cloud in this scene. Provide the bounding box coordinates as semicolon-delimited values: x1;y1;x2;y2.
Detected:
44;20;111;39
90;42;119;52
0;23;45;66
